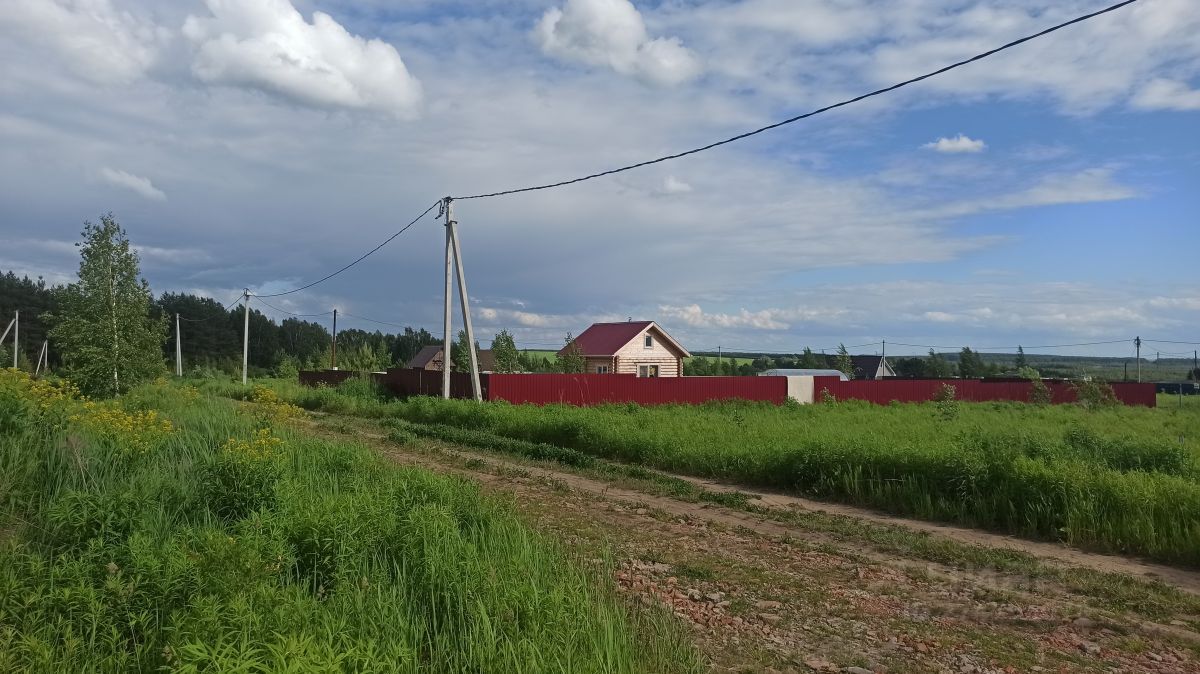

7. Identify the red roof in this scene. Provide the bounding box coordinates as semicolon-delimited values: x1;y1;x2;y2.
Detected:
558;321;692;357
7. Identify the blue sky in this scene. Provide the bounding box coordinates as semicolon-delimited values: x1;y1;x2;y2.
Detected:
0;0;1197;357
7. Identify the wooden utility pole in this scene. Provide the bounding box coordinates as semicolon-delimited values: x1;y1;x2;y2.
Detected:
175;313;183;377
242;290;250;386
331;308;338;370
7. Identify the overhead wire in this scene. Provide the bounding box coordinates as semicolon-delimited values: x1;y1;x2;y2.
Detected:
454;0;1140;200
175;292;248;323
254;199;441;298
887;339;1134;352
250;295;335;319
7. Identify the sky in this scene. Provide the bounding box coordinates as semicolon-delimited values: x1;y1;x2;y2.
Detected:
1;0;1197;358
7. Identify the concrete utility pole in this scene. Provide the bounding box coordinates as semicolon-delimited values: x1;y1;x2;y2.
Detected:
717;346;722;375
1135;336;1142;383
35;341;47;376
1;316;13;366
437;197;483;401
175;313;183;377
442;200;454;399
12;310;18;369
242;290;251;386
330;308;338;370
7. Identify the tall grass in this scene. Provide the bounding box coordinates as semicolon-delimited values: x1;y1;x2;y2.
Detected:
0;374;699;672
233;379;1200;566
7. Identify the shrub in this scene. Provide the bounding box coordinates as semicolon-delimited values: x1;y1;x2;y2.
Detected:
933;384;959;420
201;429;283;520
1073;380;1119;408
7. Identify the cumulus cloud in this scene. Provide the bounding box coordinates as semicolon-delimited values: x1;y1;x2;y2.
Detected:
0;0;165;84
1131;78;1200;111
536;0;702;86
660;304;789;330
661;175;693;194
923;134;986;153
98;167;166;201
182;0;422;116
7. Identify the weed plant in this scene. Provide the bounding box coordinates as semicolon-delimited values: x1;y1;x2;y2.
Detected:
234;378;1200;566
0;372;699;672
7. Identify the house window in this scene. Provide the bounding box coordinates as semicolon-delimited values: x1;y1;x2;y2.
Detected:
638;365;659;378
596;365;610;374
644;335;653;349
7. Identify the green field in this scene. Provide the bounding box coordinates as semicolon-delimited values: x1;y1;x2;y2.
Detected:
0;371;697;672
228;378;1200;567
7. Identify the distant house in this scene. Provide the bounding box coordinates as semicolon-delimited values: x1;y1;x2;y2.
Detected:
821;354;895;380
561;321;690;377
405;346;497;373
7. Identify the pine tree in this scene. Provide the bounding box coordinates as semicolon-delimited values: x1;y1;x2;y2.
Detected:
48;214;166;396
799;347;823;369
557;333;586;374
835;343;854;378
1015;345;1027;370
451;329;477;373
491;329;520;373
958;347;986;379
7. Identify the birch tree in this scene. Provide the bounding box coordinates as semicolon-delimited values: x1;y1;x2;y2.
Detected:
48;214;166;396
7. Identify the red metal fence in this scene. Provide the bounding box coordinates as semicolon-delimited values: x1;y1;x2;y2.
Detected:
485;373;787;406
299;371;1155;408
813;377;1157;407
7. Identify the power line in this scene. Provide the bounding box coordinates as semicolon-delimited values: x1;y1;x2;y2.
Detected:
454;0;1140;201
888;339;1133;352
250;295;335;319
175;292;247;323
1144;339;1200;346
254;200;441;298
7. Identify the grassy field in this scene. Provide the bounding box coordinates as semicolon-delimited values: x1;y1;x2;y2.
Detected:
0;371;698;672
219;378;1200;567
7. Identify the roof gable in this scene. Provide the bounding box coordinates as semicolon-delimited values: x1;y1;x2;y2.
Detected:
406;346;498;371
407;345;443;369
559;321;690;358
821;354;889;379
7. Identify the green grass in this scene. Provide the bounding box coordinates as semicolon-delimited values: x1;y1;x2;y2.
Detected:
228;378;1200;566
0;375;699;673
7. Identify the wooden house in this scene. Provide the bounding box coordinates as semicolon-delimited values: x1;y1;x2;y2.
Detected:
560;321;690;377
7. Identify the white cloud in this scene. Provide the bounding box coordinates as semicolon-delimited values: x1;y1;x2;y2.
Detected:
536;0;702;86
98;167;166;201
0;0;165;84
1131;78;1200;111
920;167;1136;220
661;175;693;194
182;0;423;116
660;304;789;330
923;134;986;154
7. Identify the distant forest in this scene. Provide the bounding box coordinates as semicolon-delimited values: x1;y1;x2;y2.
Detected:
1;271;440;376
4;269;1195;380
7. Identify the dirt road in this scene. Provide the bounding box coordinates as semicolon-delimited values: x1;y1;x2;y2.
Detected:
302;415;1200;673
